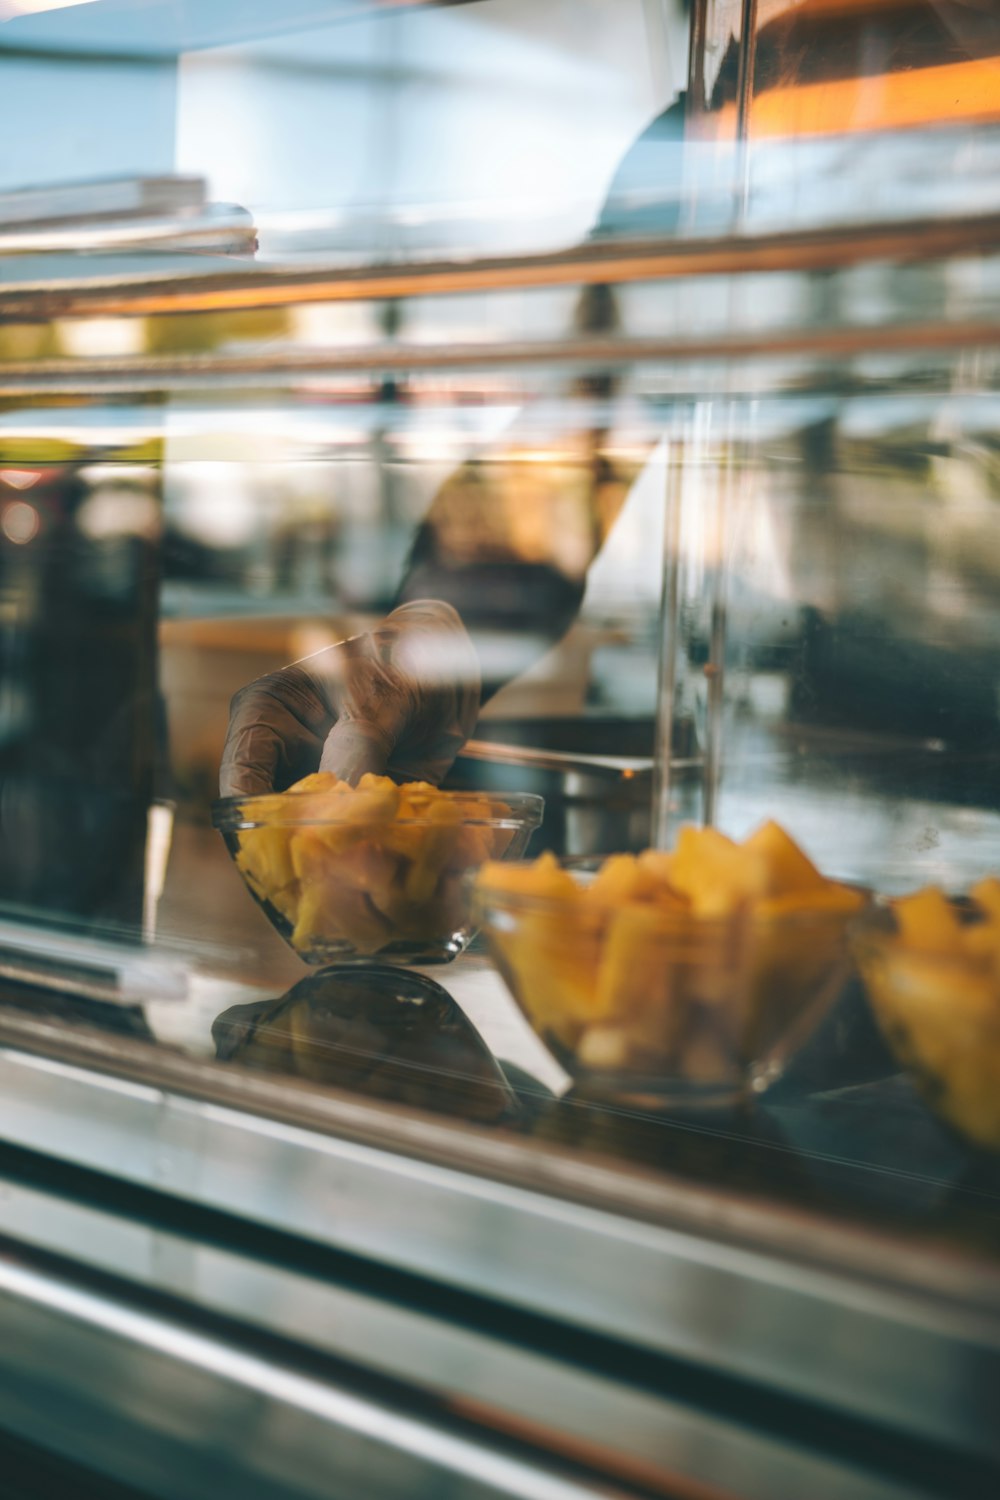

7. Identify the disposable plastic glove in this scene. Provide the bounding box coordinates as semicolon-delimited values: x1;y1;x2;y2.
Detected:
219;599;480;796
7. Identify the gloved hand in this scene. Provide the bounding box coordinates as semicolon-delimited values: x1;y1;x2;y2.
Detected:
219;600;480;796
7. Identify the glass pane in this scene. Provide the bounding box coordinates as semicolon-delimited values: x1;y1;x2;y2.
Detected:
2;0;1000;1362
1;0;690;258
688;0;1000;230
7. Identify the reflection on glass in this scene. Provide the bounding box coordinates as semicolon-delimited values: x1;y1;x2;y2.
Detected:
657;382;1000;893
2;0;686;258
1;0;1000;1297
212;965;518;1123
690;0;1000;229
0;462;160;927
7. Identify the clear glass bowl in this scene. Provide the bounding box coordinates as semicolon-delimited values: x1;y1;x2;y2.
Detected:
853;904;1000;1154
474;860;865;1107
214;789;543;967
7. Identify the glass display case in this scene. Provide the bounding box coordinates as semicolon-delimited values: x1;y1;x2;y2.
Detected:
0;3;999;1498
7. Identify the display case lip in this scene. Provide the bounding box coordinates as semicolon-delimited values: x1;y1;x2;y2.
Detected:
0;996;996;1320
1;317;999;399
3;990;999;1460
3;208;1000;319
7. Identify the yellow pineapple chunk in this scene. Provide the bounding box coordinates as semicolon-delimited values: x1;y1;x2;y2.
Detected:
403;821;460;904
477;850;579;903
749;884;864;1052
490;907;602;1048
668;825;767;917
344;776;401;825
893;888;965;953
587;853;667;907
236;824;296;896
289;827;394;953
959;922;1000;965
595;903;674;1032
742;819;827;896
292;876;392;955
395;781;439;815
636;849;675;887
587;853;639;904
970;878;1000;924
864;946;1000;1151
288;771;344;796
355;772;395;792
755;884;865;921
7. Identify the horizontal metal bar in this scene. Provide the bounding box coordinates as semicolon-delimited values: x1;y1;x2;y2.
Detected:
0;1243;629;1500
0;1005;995;1314
458;740;653;781
0;919;188;1008
0;211;257;259
2;211;999;319
0;1177;920;1500
0;1035;997;1462
0;318;997;397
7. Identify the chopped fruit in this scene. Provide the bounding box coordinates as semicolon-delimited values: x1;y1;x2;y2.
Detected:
854;879;1000;1152
637;849;675;884
476;821;863;1088
489;905;603;1049
593;901;691;1057
292;867;393;955
477;850;579;902
236;823;298;903
587;853;641;904
340;777;401;825
755;885;866;921
970;878;1000;924
893;887;965;953
287;771;342;795
742;819;828;896
748;886;865;1056
232;773;516;961
860;943;1000;1152
960;923;1000;966
668;826;768;917
588;853;670;906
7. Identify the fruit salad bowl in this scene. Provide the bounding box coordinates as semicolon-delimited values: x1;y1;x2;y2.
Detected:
474;822;867;1107
853;883;1000;1154
214;772;542;967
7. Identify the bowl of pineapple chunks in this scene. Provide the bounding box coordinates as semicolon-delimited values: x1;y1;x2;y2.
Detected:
853;882;1000;1153
474;821;867;1105
214;773;543;967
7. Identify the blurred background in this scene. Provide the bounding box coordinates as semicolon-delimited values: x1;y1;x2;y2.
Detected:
1;0;1000;950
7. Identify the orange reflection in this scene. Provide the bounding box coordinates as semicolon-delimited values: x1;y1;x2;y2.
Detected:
751;57;1000;137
